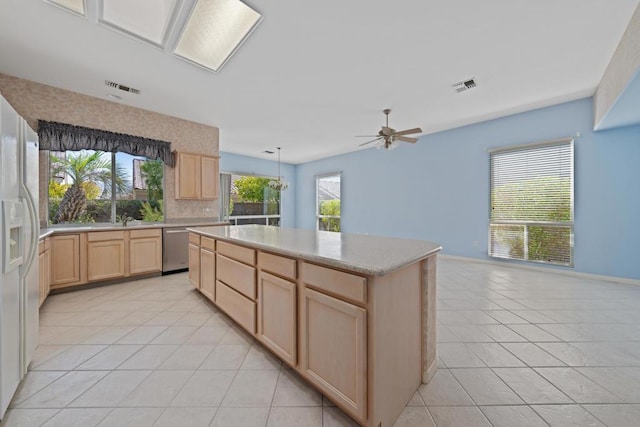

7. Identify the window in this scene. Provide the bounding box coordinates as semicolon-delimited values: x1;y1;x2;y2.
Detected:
48;150;164;224
219;172;280;226
317;173;341;232
489;139;574;266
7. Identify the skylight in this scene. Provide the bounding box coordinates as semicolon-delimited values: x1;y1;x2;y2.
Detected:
174;0;262;72
99;0;179;47
46;0;86;16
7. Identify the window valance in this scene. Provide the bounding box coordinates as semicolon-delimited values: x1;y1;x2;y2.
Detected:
37;120;174;167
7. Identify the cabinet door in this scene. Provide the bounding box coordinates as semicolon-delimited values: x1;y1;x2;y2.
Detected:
300;288;367;420
258;272;297;366
130;237;162;275
87;240;125;282
201;156;219;200
38;250;46;306
188;243;201;289
200;248;216;302
44;248;50;302
176;152;201;199
50;234;81;286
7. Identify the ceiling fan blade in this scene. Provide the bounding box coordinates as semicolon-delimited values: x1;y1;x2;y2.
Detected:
393;127;422;136
355;135;379;138
396;136;418;143
359;137;383;147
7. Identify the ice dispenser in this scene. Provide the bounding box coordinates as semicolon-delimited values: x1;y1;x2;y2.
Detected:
2;200;24;273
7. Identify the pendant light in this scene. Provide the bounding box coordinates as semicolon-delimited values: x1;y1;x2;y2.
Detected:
269;147;288;191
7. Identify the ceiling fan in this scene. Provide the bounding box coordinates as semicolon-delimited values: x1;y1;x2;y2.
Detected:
357;109;422;149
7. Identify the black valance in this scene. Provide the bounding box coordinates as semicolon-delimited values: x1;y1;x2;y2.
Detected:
37;120;174;167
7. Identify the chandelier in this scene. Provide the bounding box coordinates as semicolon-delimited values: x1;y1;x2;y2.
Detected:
269;147;289;191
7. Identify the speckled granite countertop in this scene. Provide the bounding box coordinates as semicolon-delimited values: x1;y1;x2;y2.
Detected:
187;224;441;276
39;220;229;240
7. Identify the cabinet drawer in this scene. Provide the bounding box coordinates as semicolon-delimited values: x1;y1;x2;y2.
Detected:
301;262;367;305
38;240;45;255
44;238;51;251
217;241;256;265
201;236;216;251
259;251;296;280
216;280;256;334
217;254;256;299
189;232;201;245
88;230;125;242
129;228;161;239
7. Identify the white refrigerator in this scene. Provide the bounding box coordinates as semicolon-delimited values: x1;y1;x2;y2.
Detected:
0;94;39;420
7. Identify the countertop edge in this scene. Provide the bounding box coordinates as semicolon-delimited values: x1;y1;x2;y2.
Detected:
40;221;229;240
187;226;442;276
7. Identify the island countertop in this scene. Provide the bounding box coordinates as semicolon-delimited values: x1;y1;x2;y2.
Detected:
187;224;441;276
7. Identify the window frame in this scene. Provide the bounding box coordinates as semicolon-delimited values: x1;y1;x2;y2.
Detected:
46;149;165;225
220;170;282;226
488;138;574;266
316;172;342;232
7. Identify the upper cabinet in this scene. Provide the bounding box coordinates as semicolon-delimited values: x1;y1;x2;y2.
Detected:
174;151;219;200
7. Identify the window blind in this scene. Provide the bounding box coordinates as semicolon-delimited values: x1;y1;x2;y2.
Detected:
489;139;574;266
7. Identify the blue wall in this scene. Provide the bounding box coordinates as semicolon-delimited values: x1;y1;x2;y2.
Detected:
219;152;296;228
295;98;640;280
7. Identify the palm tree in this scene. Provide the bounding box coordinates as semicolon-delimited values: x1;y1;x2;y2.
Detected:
50;151;130;223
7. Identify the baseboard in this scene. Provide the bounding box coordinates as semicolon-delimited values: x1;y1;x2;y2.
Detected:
439;254;640;286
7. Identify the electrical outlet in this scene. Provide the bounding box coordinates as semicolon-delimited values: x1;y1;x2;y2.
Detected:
473;240;479;247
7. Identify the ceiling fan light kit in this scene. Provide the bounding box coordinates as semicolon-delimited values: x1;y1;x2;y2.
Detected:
357;109;422;150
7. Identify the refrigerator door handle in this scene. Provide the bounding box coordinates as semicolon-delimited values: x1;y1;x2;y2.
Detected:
21;185;38;273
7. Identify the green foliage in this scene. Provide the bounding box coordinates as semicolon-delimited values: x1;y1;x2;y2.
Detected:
319;199;341;232
491;176;571;264
235;176;278;203
140;200;164;222
49;150;131;223
48;181;69;199
140;160;164;201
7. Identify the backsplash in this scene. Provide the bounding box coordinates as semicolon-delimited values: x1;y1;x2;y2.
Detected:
0;73;220;223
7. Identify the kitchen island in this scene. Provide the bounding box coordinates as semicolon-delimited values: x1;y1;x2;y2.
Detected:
187;224;441;427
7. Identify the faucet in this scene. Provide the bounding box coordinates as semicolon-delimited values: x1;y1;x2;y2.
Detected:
118;214;133;227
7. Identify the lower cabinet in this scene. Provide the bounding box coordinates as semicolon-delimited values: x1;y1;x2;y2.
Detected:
87;236;125;282
38;239;50;306
257;271;297;366
300;287;367;421
129;230;162;275
50;234;81;287
216;280;256;334
200;248;216;301
188;243;201;289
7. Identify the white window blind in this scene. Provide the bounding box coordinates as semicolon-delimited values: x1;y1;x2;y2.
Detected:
489;139;574;266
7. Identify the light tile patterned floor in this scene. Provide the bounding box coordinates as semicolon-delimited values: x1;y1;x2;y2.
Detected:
2;259;640;426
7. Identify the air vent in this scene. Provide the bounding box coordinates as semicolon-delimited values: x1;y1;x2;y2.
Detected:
105;80;141;95
452;77;478;93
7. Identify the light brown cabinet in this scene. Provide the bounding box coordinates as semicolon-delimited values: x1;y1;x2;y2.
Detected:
50;234;82;287
257;271;297;366
186;230;436;427
87;231;126;282
129;229;162;275
38;238;50;306
175;151;219;200
200;247;216;301
300;287;367;420
188;243;200;289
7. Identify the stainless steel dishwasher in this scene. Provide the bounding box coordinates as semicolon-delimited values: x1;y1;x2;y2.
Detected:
162;227;190;273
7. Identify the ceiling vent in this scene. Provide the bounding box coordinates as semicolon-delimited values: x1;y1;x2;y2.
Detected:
452;77;478;93
105;80;141;95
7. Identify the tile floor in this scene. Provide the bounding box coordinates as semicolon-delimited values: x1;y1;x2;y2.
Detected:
2;258;640;426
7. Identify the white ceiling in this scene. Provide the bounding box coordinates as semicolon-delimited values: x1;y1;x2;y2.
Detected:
0;0;638;164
